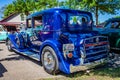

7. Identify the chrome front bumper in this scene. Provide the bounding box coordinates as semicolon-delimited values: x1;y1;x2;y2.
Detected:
70;58;108;73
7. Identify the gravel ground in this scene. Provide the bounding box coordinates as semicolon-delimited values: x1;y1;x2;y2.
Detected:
0;43;63;80
0;42;120;80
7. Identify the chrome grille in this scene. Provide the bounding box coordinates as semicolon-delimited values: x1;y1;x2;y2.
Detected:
83;36;109;63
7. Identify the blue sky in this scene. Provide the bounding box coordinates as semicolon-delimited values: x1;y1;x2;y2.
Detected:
0;0;120;23
0;0;14;20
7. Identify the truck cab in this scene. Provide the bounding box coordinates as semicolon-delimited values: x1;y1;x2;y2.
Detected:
7;8;109;74
94;18;120;52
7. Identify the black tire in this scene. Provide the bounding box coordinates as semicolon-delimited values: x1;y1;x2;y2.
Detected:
42;46;59;75
7;39;13;52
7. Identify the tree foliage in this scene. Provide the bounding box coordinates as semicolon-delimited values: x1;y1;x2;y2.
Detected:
13;0;36;16
79;0;120;25
3;0;58;18
34;0;58;11
3;4;15;18
63;0;81;9
2;0;120;24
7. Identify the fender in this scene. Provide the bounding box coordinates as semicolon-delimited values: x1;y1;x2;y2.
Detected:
39;39;70;74
7;33;18;48
7;33;25;49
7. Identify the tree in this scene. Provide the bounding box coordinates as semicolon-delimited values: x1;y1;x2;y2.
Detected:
114;16;120;18
62;0;82;9
3;0;58;18
79;0;120;25
3;4;15;18
35;0;58;11
13;0;35;16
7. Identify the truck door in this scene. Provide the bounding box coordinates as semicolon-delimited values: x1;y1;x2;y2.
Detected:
40;14;53;41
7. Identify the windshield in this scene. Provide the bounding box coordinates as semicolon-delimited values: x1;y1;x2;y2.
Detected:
59;12;92;32
104;21;120;29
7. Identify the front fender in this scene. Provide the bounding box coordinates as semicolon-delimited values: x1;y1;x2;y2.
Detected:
39;39;70;74
7;33;18;48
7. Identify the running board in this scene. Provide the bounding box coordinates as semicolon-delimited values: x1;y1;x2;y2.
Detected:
13;48;40;61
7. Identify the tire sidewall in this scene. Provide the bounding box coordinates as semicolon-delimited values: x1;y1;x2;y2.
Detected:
41;46;59;74
7;39;13;51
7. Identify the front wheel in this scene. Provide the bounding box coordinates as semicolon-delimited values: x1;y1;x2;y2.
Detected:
7;39;13;52
42;46;59;75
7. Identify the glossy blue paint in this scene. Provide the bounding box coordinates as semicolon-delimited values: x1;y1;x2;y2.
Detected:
39;39;70;73
7;8;109;74
7;33;18;47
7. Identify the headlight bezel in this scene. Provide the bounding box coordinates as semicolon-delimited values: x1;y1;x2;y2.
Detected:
63;43;74;52
63;43;74;58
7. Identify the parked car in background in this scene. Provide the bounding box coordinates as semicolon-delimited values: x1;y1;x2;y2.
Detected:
94;18;120;52
6;8;109;74
21;27;43;37
0;25;7;41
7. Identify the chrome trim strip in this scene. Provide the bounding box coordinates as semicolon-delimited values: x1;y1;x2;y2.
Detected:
84;36;108;40
86;53;107;60
111;47;120;50
86;45;108;50
86;49;107;56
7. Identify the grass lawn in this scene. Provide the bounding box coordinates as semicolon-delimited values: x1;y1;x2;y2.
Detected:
40;65;120;80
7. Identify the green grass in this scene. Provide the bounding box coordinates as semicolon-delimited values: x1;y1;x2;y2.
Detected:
39;66;120;80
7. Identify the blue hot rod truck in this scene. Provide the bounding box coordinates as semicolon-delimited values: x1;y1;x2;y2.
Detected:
6;8;109;74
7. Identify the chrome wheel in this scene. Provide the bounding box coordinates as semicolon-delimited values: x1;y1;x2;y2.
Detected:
7;40;13;51
42;46;59;74
43;51;55;71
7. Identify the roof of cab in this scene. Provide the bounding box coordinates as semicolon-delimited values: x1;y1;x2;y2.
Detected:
107;18;120;22
27;8;92;19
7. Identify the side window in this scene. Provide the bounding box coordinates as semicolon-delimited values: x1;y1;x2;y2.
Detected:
34;16;43;30
107;21;120;29
111;22;117;28
114;22;120;29
105;22;112;28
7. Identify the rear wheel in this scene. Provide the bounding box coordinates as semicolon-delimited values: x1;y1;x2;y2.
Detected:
42;46;59;75
7;39;13;52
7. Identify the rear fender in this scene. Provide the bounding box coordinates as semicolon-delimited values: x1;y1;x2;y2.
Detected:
39;39;70;74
